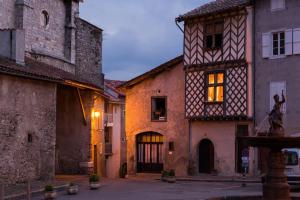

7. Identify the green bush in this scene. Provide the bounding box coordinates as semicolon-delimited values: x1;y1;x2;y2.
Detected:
169;169;175;177
161;170;169;177
119;163;127;178
89;174;100;182
44;185;54;192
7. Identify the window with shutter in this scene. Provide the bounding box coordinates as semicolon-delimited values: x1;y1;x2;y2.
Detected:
262;32;271;58
271;32;285;57
270;81;286;113
293;28;300;54
285;29;293;56
271;0;285;11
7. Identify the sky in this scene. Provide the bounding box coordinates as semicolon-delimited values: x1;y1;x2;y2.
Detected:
80;0;211;81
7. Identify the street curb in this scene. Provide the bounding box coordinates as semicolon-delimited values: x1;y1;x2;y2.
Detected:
155;178;261;183
4;184;69;200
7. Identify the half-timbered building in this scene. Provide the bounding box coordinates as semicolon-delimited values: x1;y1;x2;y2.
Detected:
176;0;255;175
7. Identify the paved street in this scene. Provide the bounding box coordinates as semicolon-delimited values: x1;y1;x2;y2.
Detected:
33;178;265;200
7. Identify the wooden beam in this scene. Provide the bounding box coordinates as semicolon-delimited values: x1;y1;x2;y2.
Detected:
77;88;87;126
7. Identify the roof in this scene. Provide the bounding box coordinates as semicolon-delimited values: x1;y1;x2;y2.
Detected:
0;57;104;92
119;55;183;89
176;0;251;22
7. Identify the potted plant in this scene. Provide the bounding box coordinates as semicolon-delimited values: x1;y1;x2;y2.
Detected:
166;170;176;183
67;182;79;195
89;174;101;190
44;185;56;200
161;170;169;182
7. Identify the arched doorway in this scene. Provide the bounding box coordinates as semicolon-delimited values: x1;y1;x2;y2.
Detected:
198;139;214;173
136;132;163;173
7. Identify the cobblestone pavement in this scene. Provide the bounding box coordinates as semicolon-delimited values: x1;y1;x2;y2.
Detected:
32;178;266;200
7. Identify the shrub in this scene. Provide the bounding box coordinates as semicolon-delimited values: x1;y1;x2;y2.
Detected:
89;174;100;182
161;170;169;177
169;169;175;177
44;185;54;192
119;163;127;178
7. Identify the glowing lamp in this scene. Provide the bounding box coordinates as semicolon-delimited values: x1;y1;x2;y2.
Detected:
94;111;100;118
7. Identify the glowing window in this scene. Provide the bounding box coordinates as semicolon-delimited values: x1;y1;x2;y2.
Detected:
207;72;224;102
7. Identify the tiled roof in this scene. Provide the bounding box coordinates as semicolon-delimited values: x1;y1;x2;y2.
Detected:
105;79;126;98
0;57;103;91
176;0;251;22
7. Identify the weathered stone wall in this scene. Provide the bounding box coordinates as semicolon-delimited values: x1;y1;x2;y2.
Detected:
0;0;15;29
75;18;104;87
125;62;189;177
0;74;56;183
56;85;93;174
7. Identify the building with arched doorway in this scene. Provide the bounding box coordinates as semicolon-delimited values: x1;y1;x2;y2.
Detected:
119;56;189;176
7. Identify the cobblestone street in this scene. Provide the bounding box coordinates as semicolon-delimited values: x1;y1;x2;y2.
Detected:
32;178;266;200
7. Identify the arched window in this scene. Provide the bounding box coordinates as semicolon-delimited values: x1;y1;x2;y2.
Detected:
41;10;49;28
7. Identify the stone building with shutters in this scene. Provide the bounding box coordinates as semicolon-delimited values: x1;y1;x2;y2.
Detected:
0;0;107;184
176;0;255;176
254;0;300;172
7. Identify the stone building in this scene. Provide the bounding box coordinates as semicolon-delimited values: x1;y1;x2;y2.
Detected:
120;56;190;177
104;80;126;178
0;0;106;184
254;0;300;172
176;0;255;176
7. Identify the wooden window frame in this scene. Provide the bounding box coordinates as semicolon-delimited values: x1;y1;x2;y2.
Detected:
151;96;167;122
204;20;224;51
272;31;285;56
205;71;225;104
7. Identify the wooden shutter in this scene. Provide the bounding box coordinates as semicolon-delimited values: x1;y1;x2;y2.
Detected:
262;32;271;58
270;81;286;113
285;29;293;55
293;28;300;54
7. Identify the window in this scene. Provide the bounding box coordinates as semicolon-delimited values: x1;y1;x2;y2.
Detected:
272;32;285;56
151;97;167;121
41;10;49;28
271;0;285;11
284;151;298;166
206;72;224;102
204;21;223;49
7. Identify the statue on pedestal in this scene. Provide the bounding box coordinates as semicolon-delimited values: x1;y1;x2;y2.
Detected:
268;91;285;136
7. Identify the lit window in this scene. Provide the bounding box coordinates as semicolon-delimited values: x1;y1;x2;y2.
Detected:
151;97;167;121
204;21;223;49
207;72;224;102
272;32;285;56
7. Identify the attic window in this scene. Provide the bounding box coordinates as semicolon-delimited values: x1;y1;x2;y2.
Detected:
41;10;49;28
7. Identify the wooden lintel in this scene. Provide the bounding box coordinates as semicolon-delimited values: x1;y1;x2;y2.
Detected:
77;88;87;126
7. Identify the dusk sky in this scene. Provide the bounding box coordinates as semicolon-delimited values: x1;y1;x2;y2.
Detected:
80;0;211;81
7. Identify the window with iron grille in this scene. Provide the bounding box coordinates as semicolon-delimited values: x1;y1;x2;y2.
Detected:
204;21;223;49
272;32;285;56
206;72;224;103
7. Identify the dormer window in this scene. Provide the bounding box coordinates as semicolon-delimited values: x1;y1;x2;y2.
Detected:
204;21;223;49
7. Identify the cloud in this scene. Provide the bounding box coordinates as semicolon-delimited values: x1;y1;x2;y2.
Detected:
80;0;211;81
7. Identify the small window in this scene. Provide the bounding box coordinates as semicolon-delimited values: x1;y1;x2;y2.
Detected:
206;72;224;103
284;151;298;166
169;142;175;151
41;10;49;28
204;21;223;49
151;97;167;121
272;32;285;56
271;0;285;11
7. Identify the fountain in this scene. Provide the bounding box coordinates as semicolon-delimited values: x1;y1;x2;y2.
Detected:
209;92;300;200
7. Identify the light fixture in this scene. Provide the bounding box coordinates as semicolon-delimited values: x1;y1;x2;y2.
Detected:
94;111;100;118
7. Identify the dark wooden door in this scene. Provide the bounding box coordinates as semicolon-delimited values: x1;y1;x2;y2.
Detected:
199;139;214;173
136;132;163;173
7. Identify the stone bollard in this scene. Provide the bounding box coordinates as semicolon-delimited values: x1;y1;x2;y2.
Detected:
0;182;4;200
27;180;31;200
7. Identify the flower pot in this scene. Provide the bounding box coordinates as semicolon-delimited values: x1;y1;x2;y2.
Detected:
44;191;57;200
161;176;167;182
90;181;101;190
166;176;176;183
67;185;79;195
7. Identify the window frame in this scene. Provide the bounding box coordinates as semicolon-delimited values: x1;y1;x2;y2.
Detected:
151;96;167;122
204;20;224;50
272;31;285;57
205;71;225;104
271;0;286;12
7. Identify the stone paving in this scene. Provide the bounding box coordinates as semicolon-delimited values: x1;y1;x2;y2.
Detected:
32;178;267;200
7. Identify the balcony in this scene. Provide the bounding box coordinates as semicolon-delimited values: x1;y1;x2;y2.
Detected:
104;113;113;127
105;143;112;155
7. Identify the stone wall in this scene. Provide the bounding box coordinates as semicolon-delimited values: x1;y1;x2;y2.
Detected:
0;74;57;184
75;18;104;87
0;0;15;29
125;61;189;177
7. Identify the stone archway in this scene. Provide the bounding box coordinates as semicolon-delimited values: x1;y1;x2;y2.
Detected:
198;139;214;173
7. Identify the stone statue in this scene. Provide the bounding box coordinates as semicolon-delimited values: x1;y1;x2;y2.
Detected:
268;90;285;136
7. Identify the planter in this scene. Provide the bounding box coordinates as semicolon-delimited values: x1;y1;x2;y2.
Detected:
90;182;101;190
166;176;176;183
44;191;57;200
161;176;167;182
67;185;79;195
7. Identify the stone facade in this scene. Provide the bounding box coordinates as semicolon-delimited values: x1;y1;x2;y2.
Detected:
0;0;15;29
0;74;57;183
124;59;189;177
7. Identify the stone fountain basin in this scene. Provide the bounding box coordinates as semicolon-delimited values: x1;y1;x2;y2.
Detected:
239;136;300;148
207;196;300;200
